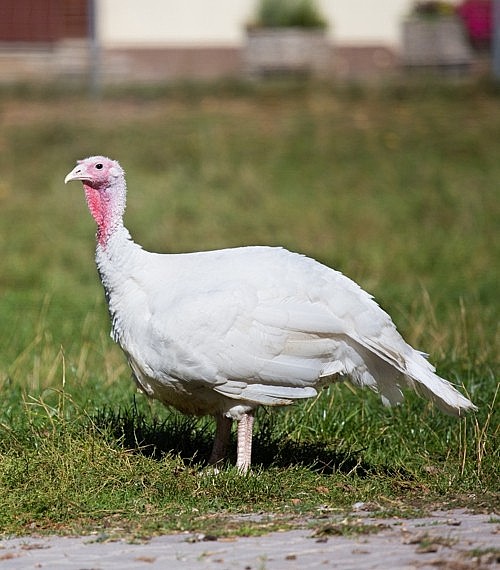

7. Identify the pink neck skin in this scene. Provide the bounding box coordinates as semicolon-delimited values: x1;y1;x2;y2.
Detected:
83;183;121;247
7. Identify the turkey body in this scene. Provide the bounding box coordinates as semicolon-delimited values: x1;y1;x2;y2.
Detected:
99;230;382;415
65;156;476;472
98;225;470;419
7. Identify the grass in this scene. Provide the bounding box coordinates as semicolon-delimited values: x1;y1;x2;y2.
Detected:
0;78;498;538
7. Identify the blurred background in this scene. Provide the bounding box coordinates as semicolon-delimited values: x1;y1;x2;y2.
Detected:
0;0;495;85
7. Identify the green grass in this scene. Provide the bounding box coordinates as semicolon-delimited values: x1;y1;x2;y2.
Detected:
0;79;498;538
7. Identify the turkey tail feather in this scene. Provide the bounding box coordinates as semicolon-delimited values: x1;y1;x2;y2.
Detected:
404;357;477;416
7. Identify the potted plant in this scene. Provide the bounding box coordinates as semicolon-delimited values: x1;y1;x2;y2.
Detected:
402;1;473;72
244;0;331;77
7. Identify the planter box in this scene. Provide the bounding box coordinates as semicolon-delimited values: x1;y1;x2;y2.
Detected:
244;28;331;77
402;16;472;72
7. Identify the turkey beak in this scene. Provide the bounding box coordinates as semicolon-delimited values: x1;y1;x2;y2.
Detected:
64;165;90;184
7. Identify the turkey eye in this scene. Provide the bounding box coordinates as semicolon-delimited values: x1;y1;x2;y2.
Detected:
95;163;103;170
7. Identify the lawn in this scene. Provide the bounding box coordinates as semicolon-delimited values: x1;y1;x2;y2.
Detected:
0;79;497;538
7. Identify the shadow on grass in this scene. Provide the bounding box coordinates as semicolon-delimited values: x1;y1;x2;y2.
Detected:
92;401;378;477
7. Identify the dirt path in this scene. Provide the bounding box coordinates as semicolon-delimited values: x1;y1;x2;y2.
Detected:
0;509;498;569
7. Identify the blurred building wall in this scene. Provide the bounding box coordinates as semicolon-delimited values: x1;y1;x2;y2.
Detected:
97;0;412;48
0;0;87;42
0;0;472;82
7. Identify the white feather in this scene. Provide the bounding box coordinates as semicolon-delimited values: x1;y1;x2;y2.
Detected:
95;228;476;419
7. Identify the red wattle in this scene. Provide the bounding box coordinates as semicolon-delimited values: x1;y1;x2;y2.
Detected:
84;185;109;246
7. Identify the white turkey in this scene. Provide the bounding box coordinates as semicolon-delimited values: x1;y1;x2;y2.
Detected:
65;156;476;473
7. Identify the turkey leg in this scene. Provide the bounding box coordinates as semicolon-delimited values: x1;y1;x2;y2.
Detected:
208;413;232;467
236;411;254;474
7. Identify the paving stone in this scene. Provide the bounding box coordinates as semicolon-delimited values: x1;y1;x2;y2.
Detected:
0;509;498;569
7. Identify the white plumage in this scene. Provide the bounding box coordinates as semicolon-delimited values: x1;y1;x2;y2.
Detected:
65;156;476;472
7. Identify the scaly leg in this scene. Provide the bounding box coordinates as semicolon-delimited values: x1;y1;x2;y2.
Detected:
236;411;254;474
208;413;232;467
